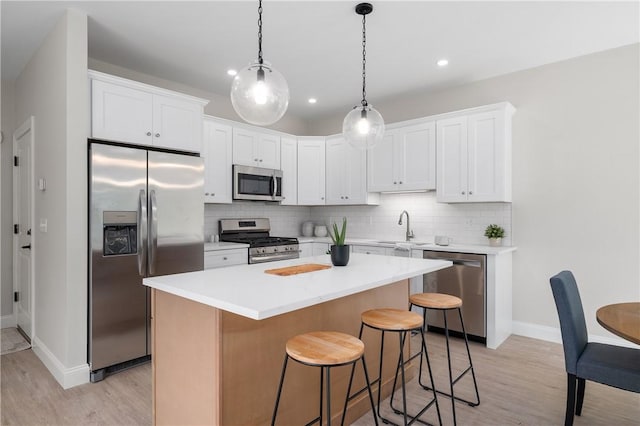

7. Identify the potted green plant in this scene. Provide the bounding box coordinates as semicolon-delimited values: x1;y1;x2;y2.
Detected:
329;217;350;266
484;224;505;247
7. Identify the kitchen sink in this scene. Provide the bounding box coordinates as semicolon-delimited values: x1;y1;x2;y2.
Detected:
374;240;431;246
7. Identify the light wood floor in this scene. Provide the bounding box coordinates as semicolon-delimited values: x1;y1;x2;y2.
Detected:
2;333;639;425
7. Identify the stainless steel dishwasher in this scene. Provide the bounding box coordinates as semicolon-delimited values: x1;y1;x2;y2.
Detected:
423;251;486;343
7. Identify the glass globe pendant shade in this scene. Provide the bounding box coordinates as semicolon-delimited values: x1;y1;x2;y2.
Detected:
342;104;385;150
230;61;289;126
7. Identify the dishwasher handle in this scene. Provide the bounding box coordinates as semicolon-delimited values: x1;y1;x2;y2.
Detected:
450;259;482;268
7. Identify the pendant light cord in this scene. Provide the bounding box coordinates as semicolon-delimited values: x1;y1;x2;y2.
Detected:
258;0;263;65
361;13;367;107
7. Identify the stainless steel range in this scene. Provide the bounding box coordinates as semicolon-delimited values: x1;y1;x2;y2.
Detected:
219;218;299;264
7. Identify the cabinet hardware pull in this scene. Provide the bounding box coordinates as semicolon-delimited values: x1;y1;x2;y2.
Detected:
461;191;466;195
146;132;152;136
205;192;209;196
155;133;160;138
469;191;473;195
223;257;228;260
393;181;397;184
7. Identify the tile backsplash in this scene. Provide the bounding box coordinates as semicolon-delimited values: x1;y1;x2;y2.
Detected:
205;192;512;246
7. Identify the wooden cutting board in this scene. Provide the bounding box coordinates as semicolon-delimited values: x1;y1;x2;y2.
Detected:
265;263;332;276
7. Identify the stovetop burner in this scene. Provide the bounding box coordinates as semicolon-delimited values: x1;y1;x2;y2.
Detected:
218;218;300;264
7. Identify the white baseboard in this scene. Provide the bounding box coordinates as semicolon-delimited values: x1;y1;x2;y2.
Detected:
1;314;16;328
512;320;638;349
32;336;90;389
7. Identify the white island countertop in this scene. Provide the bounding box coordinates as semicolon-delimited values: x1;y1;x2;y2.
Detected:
144;253;452;320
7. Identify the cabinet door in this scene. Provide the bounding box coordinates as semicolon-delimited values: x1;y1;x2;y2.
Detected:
367;131;398;192
352;245;387;255
280;136;298;205
344;136;368;204
325;136;347;204
257;133;281;169
202;119;233;204
298;242;313;258
297;137;326;205
400;122;436;191
232;128;258;166
91;79;153;145
312;243;330;256
204;249;247;269
437;116;468;202
467;110;509;202
152;94;203;152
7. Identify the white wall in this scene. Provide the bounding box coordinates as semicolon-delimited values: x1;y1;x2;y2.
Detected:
309;44;640;340
13;8;89;388
88;58;310;137
1;80;16;324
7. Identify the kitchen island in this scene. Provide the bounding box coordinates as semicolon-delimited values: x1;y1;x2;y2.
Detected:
144;253;451;425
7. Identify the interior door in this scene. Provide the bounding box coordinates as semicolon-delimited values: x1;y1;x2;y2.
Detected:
147;151;204;277
13;117;34;339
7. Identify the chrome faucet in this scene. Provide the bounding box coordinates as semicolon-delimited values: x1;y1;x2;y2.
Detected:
398;210;415;241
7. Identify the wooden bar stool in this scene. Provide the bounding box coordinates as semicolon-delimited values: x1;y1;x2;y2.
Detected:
344;308;441;426
409;293;480;426
271;331;378;426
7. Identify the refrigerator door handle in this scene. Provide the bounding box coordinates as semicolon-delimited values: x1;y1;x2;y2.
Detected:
138;189;147;277
148;189;158;275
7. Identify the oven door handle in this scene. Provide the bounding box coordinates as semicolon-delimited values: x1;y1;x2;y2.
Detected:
252;253;298;263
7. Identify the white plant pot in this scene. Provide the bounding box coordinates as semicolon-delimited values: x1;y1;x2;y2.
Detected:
488;237;502;247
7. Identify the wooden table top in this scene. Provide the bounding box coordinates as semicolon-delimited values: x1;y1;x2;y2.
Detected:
596;302;640;345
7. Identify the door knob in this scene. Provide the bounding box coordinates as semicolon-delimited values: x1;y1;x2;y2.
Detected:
21;244;31;250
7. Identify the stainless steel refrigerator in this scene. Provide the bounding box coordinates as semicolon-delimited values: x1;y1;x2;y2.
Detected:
89;140;203;382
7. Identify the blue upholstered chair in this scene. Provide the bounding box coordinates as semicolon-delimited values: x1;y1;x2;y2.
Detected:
549;270;640;426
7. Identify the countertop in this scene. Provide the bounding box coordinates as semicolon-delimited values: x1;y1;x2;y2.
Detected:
296;237;517;255
143;253;452;320
204;242;249;252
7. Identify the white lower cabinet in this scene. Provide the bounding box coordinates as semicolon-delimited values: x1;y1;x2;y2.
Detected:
204;249;247;269
298;242;313;258
312;243;330;256
351;245;393;256
202;117;233;203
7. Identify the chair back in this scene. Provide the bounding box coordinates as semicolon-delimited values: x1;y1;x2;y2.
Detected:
550;270;588;374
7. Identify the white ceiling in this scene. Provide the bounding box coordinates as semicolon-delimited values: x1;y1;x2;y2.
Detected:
2;1;638;119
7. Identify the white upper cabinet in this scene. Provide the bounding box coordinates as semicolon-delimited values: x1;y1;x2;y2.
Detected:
368;121;436;192
202;117;233;204
297;137;325;205
280;136;298;205
325;135;379;205
437;103;514;203
232;127;281;169
90;70;208;153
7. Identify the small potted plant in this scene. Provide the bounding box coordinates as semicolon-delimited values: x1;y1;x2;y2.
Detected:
484;224;505;247
329;217;350;266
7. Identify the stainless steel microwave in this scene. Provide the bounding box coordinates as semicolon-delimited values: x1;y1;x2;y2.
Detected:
233;165;283;202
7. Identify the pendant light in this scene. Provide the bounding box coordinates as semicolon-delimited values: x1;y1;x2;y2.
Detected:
343;2;384;150
230;0;289;126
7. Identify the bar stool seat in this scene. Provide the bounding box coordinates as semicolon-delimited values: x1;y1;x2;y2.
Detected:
345;308;441;426
272;331;378;426
410;293;462;310
286;331;364;365
410;293;480;426
361;308;423;331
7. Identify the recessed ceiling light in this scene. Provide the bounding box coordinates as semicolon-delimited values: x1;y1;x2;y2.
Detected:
308;98;317;104
227;69;237;76
437;59;449;67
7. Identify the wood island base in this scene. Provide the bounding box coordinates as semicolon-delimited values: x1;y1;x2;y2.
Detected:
152;279;414;425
